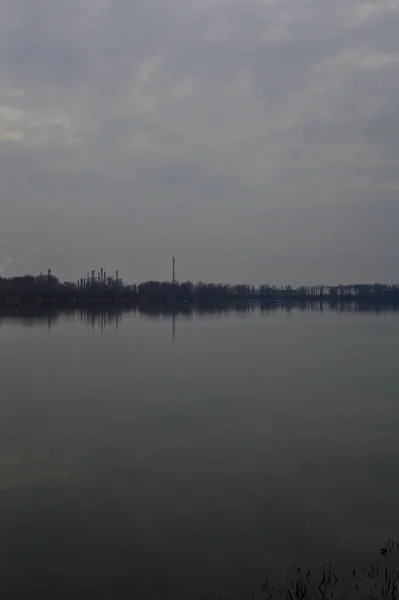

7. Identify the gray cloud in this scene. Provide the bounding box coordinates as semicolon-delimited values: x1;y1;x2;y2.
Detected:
0;0;398;284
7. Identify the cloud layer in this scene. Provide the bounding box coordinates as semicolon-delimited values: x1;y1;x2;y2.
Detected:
1;0;398;284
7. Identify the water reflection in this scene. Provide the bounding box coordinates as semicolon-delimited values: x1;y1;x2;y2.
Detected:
1;304;399;598
0;300;398;332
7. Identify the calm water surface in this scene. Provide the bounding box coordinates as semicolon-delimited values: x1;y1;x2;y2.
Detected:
1;306;399;597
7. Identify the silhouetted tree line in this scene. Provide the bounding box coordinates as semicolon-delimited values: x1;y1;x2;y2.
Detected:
2;273;399;306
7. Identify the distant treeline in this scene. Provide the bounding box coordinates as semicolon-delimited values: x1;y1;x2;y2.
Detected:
1;273;399;305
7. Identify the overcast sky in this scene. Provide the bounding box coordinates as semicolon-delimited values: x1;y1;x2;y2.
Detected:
0;0;398;285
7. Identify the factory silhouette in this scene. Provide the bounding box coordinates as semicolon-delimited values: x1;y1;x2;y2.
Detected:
1;257;399;308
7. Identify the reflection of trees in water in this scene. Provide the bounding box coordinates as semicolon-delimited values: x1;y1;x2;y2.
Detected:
1;301;398;331
0;306;63;329
76;306;136;331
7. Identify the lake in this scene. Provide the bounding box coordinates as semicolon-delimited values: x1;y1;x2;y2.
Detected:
1;304;399;598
